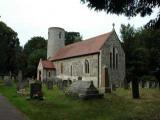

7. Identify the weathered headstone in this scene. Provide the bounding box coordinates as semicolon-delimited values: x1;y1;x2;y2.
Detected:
78;76;82;80
18;71;22;82
17;71;23;91
61;80;72;90
30;82;43;100
4;76;12;86
112;84;116;91
47;80;53;89
65;80;103;99
62;80;68;89
56;78;63;89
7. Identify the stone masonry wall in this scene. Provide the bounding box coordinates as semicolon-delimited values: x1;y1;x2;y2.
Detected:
100;31;125;90
53;54;99;87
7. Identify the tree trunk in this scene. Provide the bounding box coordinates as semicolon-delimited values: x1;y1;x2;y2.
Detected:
132;79;140;99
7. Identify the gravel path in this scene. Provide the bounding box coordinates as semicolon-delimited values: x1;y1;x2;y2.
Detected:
0;95;29;120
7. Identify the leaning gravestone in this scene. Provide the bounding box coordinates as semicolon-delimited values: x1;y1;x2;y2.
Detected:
4;76;13;86
47;80;53;90
30;82;43;100
65;80;103;99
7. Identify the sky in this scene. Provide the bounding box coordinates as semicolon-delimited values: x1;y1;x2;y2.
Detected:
0;0;158;46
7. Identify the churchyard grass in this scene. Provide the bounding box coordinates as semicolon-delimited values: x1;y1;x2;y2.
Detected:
0;83;160;120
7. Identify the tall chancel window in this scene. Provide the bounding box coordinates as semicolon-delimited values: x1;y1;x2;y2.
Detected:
48;71;50;77
113;47;115;69
70;65;72;76
110;52;112;68
116;53;118;69
85;60;89;74
110;47;118;70
61;63;63;74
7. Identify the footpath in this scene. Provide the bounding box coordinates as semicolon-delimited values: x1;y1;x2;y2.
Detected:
0;95;29;120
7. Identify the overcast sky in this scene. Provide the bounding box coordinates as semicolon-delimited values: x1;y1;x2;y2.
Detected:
0;0;158;46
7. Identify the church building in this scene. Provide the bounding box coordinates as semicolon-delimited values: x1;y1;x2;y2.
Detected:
37;27;125;93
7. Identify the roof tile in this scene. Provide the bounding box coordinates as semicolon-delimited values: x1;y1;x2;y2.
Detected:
42;60;55;69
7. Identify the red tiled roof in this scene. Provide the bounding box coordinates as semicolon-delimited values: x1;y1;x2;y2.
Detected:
51;31;113;61
42;60;55;69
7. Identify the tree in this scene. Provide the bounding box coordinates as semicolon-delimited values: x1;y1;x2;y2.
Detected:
121;24;160;98
24;36;47;56
27;49;46;78
120;24;141;98
65;32;82;45
23;36;47;78
81;0;160;29
0;21;21;75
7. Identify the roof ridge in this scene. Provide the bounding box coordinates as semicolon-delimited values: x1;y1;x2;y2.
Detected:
64;31;113;48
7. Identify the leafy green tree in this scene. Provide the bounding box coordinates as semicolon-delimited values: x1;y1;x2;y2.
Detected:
27;49;46;78
120;24;141;98
0;21;21;75
135;29;160;71
81;0;160;29
65;32;82;45
23;36;47;78
121;24;160;98
24;36;47;56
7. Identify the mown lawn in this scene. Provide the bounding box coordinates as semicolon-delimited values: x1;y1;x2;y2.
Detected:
0;83;160;120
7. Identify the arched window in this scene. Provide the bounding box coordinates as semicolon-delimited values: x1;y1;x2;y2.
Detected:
48;71;51;77
70;65;72;76
113;47;115;69
110;52;112;68
61;63;63;74
59;32;62;39
85;60;89;74
116;53;118;69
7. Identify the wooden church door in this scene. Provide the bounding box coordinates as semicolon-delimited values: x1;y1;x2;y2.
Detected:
102;67;110;93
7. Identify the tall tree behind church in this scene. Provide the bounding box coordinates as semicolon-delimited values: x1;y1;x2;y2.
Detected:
23;37;47;78
65;32;82;45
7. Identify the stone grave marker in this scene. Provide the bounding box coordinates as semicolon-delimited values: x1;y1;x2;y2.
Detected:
4;76;13;86
18;71;22;82
61;80;72;90
47;80;53;90
65;80;103;99
78;76;82;80
112;84;116;91
17;71;23;91
30;82;43;100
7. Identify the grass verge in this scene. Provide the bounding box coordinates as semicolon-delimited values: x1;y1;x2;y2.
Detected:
0;84;160;120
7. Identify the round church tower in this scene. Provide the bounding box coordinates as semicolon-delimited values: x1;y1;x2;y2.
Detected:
47;27;65;59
